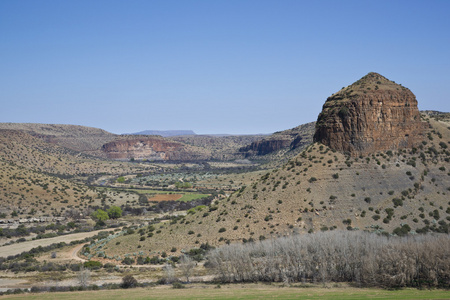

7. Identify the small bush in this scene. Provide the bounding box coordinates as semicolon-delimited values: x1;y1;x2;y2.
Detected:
172;282;185;289
392;198;403;207
121;275;138;288
122;257;135;265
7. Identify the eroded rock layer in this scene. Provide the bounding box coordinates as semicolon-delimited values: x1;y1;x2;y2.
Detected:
314;72;425;156
102;136;210;161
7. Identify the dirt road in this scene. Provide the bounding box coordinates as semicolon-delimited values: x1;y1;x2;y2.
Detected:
0;229;111;258
70;243;88;262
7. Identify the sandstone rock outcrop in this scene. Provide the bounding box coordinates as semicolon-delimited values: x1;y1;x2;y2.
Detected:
102;136;210;161
314;72;425;156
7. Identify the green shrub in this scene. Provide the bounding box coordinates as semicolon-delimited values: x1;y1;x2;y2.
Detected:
393;224;411;236
83;260;103;270
392;198;403;207
122;257;135;265
107;206;122;219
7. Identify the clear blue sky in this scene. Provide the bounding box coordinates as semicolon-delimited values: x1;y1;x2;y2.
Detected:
1;0;449;134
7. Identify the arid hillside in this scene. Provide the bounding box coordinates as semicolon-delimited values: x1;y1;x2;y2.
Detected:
0;129;155;218
0;123;116;156
0;159;103;217
0;129;153;177
100;113;449;256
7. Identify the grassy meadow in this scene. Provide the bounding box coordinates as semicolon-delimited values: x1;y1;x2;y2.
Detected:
1;284;449;300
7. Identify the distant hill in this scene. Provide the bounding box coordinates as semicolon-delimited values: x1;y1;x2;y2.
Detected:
169;134;269;161
126;130;196;137
0;123;116;156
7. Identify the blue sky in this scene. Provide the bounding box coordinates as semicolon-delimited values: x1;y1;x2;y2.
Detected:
1;0;449;134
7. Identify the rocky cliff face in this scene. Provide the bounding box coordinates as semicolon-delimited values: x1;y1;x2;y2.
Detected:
239;122;315;157
239;139;292;156
314;72;425;156
102;136;210;161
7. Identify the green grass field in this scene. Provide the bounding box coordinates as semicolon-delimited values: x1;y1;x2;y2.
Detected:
177;193;209;202
127;188;210;202
103;187;210;202
2;285;449;300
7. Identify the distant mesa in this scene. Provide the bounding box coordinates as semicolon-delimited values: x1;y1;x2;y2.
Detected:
313;72;426;156
126;130;196;137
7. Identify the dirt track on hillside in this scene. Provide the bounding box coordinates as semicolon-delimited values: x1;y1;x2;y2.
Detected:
0;229;110;258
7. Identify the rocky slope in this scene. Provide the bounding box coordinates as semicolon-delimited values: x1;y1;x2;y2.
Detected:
314;72;426;156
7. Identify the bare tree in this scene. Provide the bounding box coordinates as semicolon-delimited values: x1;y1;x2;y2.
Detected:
77;266;91;288
163;263;175;284
207;231;450;288
179;255;196;283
